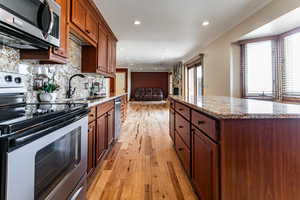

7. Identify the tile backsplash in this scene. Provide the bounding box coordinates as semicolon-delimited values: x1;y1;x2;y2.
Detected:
0;39;106;102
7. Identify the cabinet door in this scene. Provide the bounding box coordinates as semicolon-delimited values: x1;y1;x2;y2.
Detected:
87;122;96;177
53;0;68;58
96;115;107;163
107;37;112;74
192;127;219;200
169;109;175;142
85;13;98;43
111;40;117;74
71;0;86;31
98;25;108;73
107;109;115;146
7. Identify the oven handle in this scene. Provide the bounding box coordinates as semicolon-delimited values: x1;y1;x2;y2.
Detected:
70;186;84;200
10;111;89;150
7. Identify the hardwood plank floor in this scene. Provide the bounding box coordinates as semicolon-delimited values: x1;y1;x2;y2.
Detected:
87;101;198;200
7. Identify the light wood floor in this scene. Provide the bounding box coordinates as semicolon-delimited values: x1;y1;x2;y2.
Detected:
87;101;198;200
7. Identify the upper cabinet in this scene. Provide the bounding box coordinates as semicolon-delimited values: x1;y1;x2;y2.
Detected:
70;0;98;45
21;0;117;77
71;0;86;31
20;0;69;64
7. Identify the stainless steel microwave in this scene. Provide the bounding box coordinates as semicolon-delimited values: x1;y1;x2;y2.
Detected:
0;0;61;49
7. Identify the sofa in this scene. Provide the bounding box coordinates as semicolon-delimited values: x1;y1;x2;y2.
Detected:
134;88;164;101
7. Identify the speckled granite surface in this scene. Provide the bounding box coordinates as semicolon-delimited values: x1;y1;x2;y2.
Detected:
170;95;300;119
60;94;127;108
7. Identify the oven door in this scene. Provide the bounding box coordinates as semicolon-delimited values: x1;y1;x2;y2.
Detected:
6;116;88;200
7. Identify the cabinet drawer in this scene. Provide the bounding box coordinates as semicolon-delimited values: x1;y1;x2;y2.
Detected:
175;131;191;176
88;107;96;123
192;110;218;141
97;101;114;117
175;113;190;148
175;102;190;120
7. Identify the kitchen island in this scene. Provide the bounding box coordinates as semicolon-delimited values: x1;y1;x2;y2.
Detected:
169;95;300;200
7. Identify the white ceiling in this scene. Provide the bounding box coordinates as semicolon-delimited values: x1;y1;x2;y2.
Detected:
240;7;300;40
93;0;272;69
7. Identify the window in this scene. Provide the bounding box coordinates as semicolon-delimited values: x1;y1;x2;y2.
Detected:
240;27;300;102
283;32;300;97
242;40;274;97
187;65;203;100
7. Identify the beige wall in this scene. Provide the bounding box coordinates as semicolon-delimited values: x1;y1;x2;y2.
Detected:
187;0;300;97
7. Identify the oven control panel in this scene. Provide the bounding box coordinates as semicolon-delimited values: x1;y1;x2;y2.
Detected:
0;72;26;93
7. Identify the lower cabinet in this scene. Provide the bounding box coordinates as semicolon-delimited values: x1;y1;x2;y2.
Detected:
169;109;175;142
96;114;107;164
107;109;115;146
192;127;219;200
87;122;96;177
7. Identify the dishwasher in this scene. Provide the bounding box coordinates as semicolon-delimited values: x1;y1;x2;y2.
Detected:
114;98;122;140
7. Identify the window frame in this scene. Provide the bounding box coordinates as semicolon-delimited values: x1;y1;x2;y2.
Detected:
240;27;300;102
241;40;276;100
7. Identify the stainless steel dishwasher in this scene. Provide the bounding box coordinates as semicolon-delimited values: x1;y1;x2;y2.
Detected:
114;98;122;140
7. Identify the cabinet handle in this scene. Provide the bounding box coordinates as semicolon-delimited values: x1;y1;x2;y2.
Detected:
178;126;183;129
198;120;205;125
178;148;184;151
178;108;183;111
89;114;95;118
86;29;91;34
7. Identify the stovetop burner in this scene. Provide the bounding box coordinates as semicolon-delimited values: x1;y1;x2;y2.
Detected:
0;102;88;136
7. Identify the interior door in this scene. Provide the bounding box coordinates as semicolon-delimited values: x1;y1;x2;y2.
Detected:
116;72;126;95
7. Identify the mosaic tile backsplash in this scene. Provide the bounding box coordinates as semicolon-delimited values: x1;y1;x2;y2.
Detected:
0;39;106;102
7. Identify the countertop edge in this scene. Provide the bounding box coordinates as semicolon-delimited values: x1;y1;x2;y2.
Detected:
169;96;300;120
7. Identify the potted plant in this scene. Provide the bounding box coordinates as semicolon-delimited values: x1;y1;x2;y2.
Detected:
38;76;60;102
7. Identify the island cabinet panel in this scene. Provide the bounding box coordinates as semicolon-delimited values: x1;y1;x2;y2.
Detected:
220;119;300;200
175;131;191;176
96;114;107;163
169;109;175;142
175;102;190;120
192;126;219;200
87;122;96;177
175;113;190;148
191;110;218;141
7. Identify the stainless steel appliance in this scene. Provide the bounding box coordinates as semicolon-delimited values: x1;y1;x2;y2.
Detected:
114;98;121;140
0;72;89;200
0;0;61;49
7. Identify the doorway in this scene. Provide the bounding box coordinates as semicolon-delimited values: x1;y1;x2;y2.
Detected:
116;68;128;95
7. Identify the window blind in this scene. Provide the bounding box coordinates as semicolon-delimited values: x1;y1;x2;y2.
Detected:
283;32;300;97
242;41;274;97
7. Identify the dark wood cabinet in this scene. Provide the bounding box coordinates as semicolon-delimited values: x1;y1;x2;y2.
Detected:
96;114;107;163
97;25;108;73
71;0;86;31
85;12;98;43
192;127;219;200
87;122;96;177
175;132;191;176
169;109;175;142
107;109;115;146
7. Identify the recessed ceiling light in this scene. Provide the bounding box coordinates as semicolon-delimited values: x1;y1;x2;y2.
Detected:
202;21;210;26
134;20;141;25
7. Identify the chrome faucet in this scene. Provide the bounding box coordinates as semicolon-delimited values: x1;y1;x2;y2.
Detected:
66;74;86;99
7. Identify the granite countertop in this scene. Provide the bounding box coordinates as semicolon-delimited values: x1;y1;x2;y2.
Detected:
35;94;128;108
169;95;300;119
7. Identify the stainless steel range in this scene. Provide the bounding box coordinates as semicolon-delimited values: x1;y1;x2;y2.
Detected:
0;72;89;200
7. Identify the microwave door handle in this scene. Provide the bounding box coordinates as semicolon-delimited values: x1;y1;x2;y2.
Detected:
70;186;84;200
45;0;54;37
